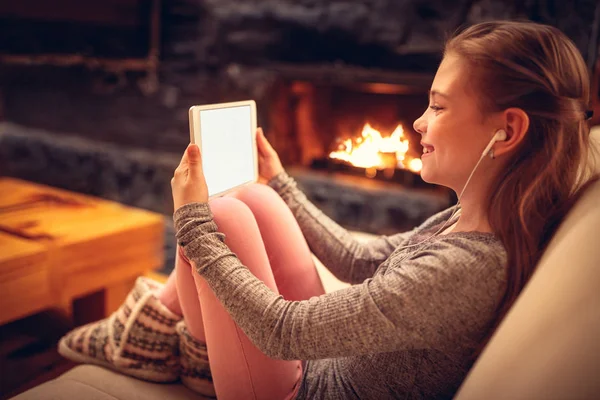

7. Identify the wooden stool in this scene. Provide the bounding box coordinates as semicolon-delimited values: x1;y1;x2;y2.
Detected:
0;177;165;325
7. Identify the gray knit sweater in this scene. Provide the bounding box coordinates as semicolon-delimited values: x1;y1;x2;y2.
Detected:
174;172;508;399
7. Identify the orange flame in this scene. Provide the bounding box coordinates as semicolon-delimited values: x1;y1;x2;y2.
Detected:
329;123;422;175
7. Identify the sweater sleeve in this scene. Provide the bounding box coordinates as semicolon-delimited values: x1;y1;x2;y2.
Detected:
175;203;507;361
267;171;413;283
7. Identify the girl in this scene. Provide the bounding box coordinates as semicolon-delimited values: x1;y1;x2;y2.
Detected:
59;20;597;399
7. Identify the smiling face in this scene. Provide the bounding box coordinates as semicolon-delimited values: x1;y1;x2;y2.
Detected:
413;53;500;193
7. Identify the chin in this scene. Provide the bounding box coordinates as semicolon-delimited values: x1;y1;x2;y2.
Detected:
420;169;449;188
419;168;438;184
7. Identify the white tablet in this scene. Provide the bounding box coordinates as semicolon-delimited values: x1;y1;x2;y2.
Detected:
188;100;258;198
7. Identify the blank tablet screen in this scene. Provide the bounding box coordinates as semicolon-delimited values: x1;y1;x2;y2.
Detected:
198;105;255;197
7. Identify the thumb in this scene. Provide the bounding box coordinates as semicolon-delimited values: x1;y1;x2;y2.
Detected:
187;144;203;177
257;128;274;156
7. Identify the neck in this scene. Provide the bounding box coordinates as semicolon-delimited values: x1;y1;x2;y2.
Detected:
452;185;493;234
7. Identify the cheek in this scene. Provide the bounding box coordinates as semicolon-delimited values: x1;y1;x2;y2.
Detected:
425;113;449;141
428;117;475;159
423;123;468;175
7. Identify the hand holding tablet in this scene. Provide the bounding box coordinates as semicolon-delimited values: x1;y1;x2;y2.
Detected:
188;100;258;198
171;143;209;209
174;99;285;208
255;127;284;183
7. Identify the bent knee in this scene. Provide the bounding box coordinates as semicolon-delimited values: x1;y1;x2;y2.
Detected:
209;196;255;227
233;183;280;204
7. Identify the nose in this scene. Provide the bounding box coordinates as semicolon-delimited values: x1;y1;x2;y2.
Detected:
413;112;427;135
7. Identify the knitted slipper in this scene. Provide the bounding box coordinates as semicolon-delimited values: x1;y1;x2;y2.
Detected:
177;320;216;398
58;276;182;382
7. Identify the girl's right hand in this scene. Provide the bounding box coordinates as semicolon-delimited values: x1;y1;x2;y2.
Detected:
256;127;284;183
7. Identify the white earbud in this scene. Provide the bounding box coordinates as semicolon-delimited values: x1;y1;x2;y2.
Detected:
495;129;508;141
481;129;507;158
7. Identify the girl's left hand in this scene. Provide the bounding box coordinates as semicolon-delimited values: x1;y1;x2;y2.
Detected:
171;144;209;210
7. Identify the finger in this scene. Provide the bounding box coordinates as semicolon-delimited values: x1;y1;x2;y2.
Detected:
174;166;186;179
256;128;265;154
178;144;191;169
262;129;276;152
186;144;203;179
257;128;272;157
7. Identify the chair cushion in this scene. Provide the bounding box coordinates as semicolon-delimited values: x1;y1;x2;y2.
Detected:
10;365;209;400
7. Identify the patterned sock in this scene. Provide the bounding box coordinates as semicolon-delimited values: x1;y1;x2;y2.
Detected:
177;320;216;397
58;277;182;382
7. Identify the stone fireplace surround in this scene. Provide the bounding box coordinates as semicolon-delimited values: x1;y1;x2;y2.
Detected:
1;0;598;273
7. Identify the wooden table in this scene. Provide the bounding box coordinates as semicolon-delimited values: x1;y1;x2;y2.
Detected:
0;178;165;325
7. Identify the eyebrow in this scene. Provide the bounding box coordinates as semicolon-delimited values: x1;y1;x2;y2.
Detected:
429;90;450;99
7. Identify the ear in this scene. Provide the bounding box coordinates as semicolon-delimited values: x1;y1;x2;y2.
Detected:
494;108;529;157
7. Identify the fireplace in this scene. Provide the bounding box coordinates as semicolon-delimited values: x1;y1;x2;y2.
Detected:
265;65;434;186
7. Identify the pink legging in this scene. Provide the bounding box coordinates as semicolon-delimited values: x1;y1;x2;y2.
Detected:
158;183;326;399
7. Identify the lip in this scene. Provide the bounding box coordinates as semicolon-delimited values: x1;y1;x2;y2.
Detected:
420;141;435;157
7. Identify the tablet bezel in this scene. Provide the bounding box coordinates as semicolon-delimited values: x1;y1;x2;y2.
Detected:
188;100;258;198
